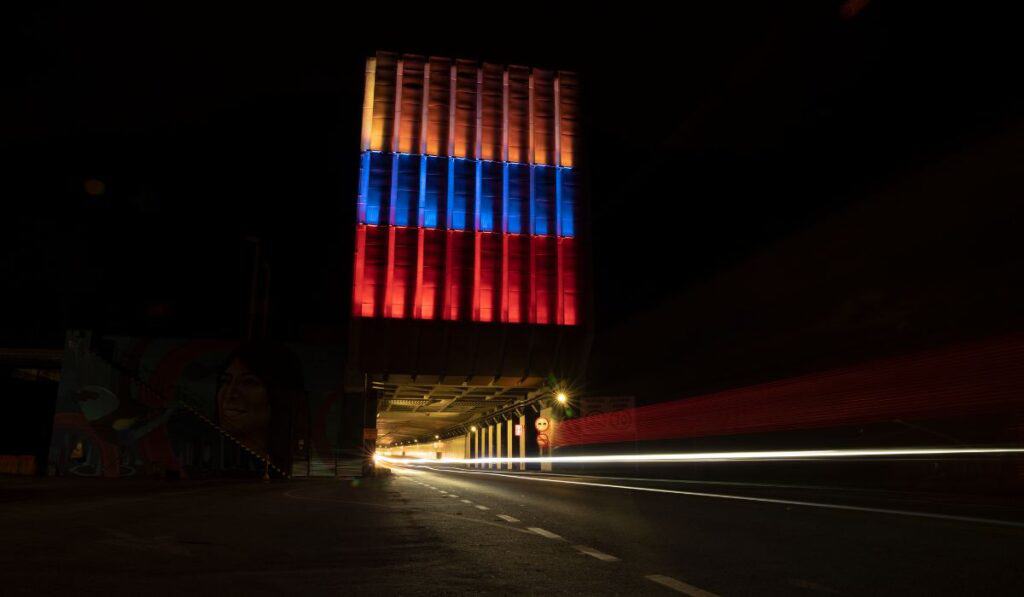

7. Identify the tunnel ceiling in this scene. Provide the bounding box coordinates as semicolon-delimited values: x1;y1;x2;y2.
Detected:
374;381;534;445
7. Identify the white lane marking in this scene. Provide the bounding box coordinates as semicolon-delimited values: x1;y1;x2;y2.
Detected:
475;505;490;510
645;574;718;596
574;545;619;562
460;499;472;504
527;527;563;540
496;514;520;523
448;494;459;498
414;466;1024;529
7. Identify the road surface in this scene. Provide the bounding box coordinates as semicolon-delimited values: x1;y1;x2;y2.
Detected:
382;463;1024;595
2;470;1023;595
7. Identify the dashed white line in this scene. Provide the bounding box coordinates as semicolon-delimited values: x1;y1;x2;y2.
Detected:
448;494;459;498
527;527;563;540
574;545;619;562
460;499;472;504
645;575;718;596
414;465;1024;529
496;514;520;523
475;505;490;511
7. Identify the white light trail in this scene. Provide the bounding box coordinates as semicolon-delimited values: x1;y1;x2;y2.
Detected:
376;446;1024;466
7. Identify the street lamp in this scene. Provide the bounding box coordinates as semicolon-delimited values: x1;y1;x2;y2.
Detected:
556;391;568;404
470;425;477;432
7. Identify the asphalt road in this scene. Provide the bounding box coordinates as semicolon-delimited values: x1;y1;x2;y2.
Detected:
385;463;1024;596
2;470;1023;595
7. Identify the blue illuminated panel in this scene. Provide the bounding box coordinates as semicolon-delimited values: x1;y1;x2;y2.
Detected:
533;166;556;236
559;169;575;237
424;156;446;228
393;154;419;226
479;161;501;232
366;152;391;225
450;159;474;230
506;163;529;234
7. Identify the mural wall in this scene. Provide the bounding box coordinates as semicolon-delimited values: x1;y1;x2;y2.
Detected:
49;331;354;478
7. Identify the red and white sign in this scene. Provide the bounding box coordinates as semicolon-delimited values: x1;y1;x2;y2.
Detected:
514;424;522;437
535;417;550;432
536;433;549;448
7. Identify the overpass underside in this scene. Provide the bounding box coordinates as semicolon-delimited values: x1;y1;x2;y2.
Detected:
374;377;540;445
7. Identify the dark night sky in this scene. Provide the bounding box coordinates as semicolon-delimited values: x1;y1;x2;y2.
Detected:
3;2;1021;347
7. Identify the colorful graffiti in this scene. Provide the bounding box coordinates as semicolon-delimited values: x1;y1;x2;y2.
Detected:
49;331;350;478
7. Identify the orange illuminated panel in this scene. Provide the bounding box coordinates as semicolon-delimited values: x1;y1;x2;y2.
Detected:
480;64;503;161
532;69;555;166
397;59;424;154
426;57;451;156
453;60;477;159
370;54;396;152
558;72;578;168
507;67;530;163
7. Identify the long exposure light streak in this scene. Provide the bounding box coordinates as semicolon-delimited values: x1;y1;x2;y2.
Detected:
377;446;1024;465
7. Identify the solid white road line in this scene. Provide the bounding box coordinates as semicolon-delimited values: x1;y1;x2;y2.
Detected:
496;514;520;523
415;466;1024;529
527;527;564;540
645;574;718;596
574;545;620;562
475;505;490;510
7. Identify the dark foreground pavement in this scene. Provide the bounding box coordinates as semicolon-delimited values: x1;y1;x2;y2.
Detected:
2;469;1024;596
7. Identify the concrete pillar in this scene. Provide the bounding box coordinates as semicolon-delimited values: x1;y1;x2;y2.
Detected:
492;423;499;470
475;428;481;468
492;421;500;470
487;421;495;468
483;426;489;468
506;419;514;470
518;414;527;471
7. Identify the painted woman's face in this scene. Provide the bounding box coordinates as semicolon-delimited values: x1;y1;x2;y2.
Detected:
216;359;271;453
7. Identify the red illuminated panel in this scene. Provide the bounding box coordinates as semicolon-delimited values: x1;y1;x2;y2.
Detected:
443;230;473;320
501;235;528;323
559;237;578;325
416;229;444;320
352;225;388;317
385;227;417;318
531;236;558;324
475;233;501;322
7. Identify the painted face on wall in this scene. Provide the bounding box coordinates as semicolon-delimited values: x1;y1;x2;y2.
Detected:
217;358;272;454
